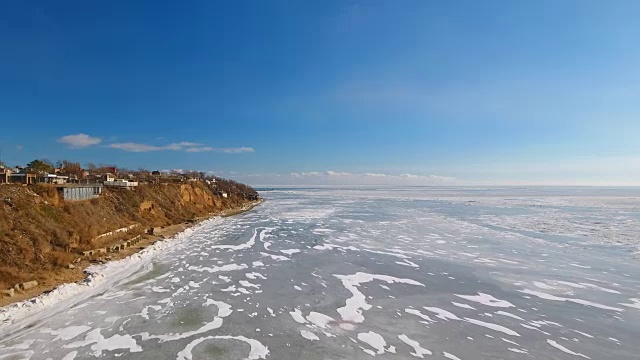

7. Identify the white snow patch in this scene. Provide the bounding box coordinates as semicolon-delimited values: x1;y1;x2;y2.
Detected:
41;325;91;341
260;252;290;261
572;330;594;338
508;348;528;354
289;309;307;324
335;272;424;323
557;281;587;289
620;298;640;310
362;249;411;259
176;335;269;360
61;351;78;360
306;312;334;328
395;259;420;268
204;299;233;317
464;318;520;336
300;330;319;341
239;280;260;289
570;263;591;269
519;289;623;311
141;317;224;342
533;281;556;290
501;337;519;346
64;329;142;356
423;307;460;321
580;283;621;294
405;309;435;323
245;272;266;280
187;263;248;273
547;339;591;359
455;293;514;308
495;311;524;321
398;334;432;358
443;351;462;360
280;249;301;255
358;331;391;355
451;302;476;310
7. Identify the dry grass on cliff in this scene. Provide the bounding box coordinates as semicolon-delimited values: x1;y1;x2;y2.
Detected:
0;182;251;289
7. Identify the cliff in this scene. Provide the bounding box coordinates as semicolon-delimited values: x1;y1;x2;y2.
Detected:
0;181;259;292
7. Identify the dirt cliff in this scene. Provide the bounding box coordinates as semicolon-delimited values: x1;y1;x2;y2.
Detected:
0;181;258;290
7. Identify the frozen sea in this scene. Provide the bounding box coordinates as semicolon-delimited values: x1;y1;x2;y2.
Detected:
2;186;640;359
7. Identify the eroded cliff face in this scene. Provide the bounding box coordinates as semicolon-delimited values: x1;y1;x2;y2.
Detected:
0;182;256;289
179;184;217;207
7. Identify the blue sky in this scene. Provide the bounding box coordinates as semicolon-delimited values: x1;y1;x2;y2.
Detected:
1;1;639;185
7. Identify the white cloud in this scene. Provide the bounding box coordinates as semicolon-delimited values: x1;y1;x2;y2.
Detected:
398;173;456;181
185;146;214;153
108;143;170;152
326;170;352;176
291;171;329;177
107;141;255;154
219;147;255;154
427;174;456;181
176;141;202;147
58;133;102;149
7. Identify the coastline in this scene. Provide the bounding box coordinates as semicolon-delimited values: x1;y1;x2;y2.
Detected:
0;198;263;327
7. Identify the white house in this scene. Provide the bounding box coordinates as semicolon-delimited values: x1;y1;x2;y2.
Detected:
39;174;68;185
53;175;68;185
104;178;138;189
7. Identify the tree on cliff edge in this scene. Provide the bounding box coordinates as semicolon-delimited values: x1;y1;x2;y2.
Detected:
56;160;83;177
26;159;54;174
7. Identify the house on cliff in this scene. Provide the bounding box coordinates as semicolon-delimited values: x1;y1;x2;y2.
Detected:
0;168;11;184
104;177;138;189
56;184;103;201
37;174;68;185
9;173;36;185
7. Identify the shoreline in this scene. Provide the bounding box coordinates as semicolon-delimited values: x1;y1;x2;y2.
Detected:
0;198;263;314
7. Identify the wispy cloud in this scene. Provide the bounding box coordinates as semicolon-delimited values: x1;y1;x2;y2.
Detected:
290;171;323;178
274;171;456;184
219;147;255;154
326;170;352;176
175;142;202;147
107;141;255;154
58;133;102;149
397;173;456;181
184;146;214;153
108;143;176;152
